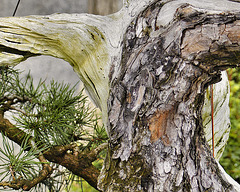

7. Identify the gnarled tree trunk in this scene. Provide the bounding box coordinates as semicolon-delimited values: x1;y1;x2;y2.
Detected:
0;0;240;191
98;1;240;191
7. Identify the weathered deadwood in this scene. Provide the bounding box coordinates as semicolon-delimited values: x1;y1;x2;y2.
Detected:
0;0;240;191
202;71;230;161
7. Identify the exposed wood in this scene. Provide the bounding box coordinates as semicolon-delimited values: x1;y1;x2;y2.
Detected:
210;85;215;157
0;0;240;191
149;108;174;144
202;71;231;161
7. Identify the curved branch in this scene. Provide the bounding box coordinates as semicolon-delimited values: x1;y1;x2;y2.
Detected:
0;114;53;191
0;154;53;191
0;114;105;191
0;160;52;191
0;14;115;130
1;0;240;190
43;145;102;191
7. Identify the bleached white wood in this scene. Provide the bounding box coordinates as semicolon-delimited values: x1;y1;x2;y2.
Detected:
0;0;158;130
218;161;240;191
202;71;231;161
0;14;116;130
0;0;239;189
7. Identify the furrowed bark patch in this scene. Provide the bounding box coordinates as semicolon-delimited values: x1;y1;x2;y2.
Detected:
181;20;240;66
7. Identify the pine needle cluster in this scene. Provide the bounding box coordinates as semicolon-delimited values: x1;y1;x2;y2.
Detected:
0;66;108;191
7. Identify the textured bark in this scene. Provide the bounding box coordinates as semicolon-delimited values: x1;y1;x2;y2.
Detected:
98;2;240;191
0;0;240;191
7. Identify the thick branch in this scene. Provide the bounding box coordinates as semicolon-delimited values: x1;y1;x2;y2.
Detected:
0;14;114;130
0;114;53;190
43;144;106;190
0;113;29;147
1;0;240;191
0;156;52;191
0;114;105;191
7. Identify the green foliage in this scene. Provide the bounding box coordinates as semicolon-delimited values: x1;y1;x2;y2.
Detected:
1;66;107;146
0;133;43;182
0;66;108;191
220;68;240;183
70;179;99;192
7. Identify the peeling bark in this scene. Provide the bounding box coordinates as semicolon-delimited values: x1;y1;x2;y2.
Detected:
99;2;240;191
0;0;240;191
